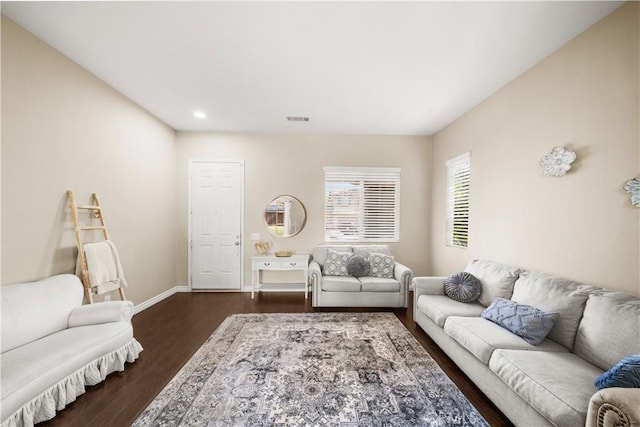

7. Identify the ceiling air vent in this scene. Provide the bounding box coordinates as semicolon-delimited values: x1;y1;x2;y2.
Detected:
286;116;310;122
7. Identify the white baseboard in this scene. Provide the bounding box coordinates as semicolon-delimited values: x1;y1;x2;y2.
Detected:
134;285;190;315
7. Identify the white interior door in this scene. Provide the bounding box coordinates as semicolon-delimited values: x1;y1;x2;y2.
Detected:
190;161;243;290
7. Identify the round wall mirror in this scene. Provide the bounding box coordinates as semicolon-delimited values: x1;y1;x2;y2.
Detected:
264;195;307;237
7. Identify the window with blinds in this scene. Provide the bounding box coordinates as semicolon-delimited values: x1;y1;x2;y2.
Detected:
324;167;400;242
445;152;470;248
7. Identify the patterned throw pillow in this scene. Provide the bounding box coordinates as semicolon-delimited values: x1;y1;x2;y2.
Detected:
323;249;351;276
369;253;395;279
481;297;555;345
444;272;481;303
347;254;370;277
595;355;640;390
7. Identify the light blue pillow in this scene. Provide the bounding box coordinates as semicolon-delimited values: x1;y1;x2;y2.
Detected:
595;355;640;390
481;297;555;345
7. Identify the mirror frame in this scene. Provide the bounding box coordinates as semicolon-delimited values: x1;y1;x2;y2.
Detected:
263;194;307;238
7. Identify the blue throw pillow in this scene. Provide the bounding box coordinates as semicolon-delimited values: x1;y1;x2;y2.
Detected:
595;355;640;390
481;297;555;345
444;271;481;303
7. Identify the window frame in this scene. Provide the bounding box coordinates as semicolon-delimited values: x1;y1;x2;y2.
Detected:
324;166;400;243
445;152;471;248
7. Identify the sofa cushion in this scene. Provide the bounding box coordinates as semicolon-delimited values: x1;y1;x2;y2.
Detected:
358;277;400;292
323;249;351;276
1;322;133;419
1;275;84;353
444;272;481;303
444;316;568;365
321;276;361;292
511;270;594;350
311;246;353;268
481;297;555;345
416;295;485;328
573;290;640;371
369;253;395;278
352;245;392;258
489;349;602;427
346;254;370;277
464;260;522;307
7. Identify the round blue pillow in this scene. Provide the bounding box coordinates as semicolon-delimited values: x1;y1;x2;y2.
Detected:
444;272;481;303
347;254;370;277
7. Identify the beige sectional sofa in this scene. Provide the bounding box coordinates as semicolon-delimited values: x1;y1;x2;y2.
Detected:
413;260;640;427
309;244;413;308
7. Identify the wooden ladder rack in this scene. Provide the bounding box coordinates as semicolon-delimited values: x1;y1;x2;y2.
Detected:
67;190;126;304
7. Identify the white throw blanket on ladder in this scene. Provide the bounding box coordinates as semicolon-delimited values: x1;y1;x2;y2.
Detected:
76;240;128;294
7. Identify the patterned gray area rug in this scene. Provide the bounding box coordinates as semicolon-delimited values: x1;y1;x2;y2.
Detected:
133;313;488;426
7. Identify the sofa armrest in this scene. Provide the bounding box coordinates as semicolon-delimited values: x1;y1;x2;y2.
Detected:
309;260;323;307
586;388;640;427
394;262;413;289
308;260;322;286
394;263;413;308
413;276;447;320
413;276;447;297
68;301;134;328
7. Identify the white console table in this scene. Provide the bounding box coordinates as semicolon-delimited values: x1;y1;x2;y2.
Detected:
251;254;309;299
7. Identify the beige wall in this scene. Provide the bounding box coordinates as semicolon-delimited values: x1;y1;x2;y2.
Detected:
1;17;177;304
175;132;432;288
4;2;637;304
430;3;640;295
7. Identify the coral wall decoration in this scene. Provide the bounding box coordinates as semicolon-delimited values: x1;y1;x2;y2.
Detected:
623;177;640;207
540;146;577;177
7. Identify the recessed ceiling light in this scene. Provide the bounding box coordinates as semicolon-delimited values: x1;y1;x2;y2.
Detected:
193;111;207;119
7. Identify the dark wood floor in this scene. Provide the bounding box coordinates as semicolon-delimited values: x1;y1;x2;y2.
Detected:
41;292;512;426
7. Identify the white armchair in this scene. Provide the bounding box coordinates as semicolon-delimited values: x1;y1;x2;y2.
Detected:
1;274;142;427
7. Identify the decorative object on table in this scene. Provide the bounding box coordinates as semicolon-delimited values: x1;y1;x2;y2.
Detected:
623;177;640;207
254;241;271;255
540;146;576;177
132;313;488;427
274;250;293;257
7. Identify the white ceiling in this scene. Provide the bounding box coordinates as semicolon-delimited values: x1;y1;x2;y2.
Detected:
2;1;623;135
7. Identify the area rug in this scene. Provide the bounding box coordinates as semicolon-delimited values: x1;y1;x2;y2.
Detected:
133;313;488;426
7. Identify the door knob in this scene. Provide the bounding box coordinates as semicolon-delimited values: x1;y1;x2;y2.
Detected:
235;241;240;246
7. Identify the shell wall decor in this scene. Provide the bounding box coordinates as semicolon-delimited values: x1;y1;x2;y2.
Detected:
540;146;577;177
624;177;640;207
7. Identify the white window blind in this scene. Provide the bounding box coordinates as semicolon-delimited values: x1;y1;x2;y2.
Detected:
446;152;470;248
324;167;400;242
